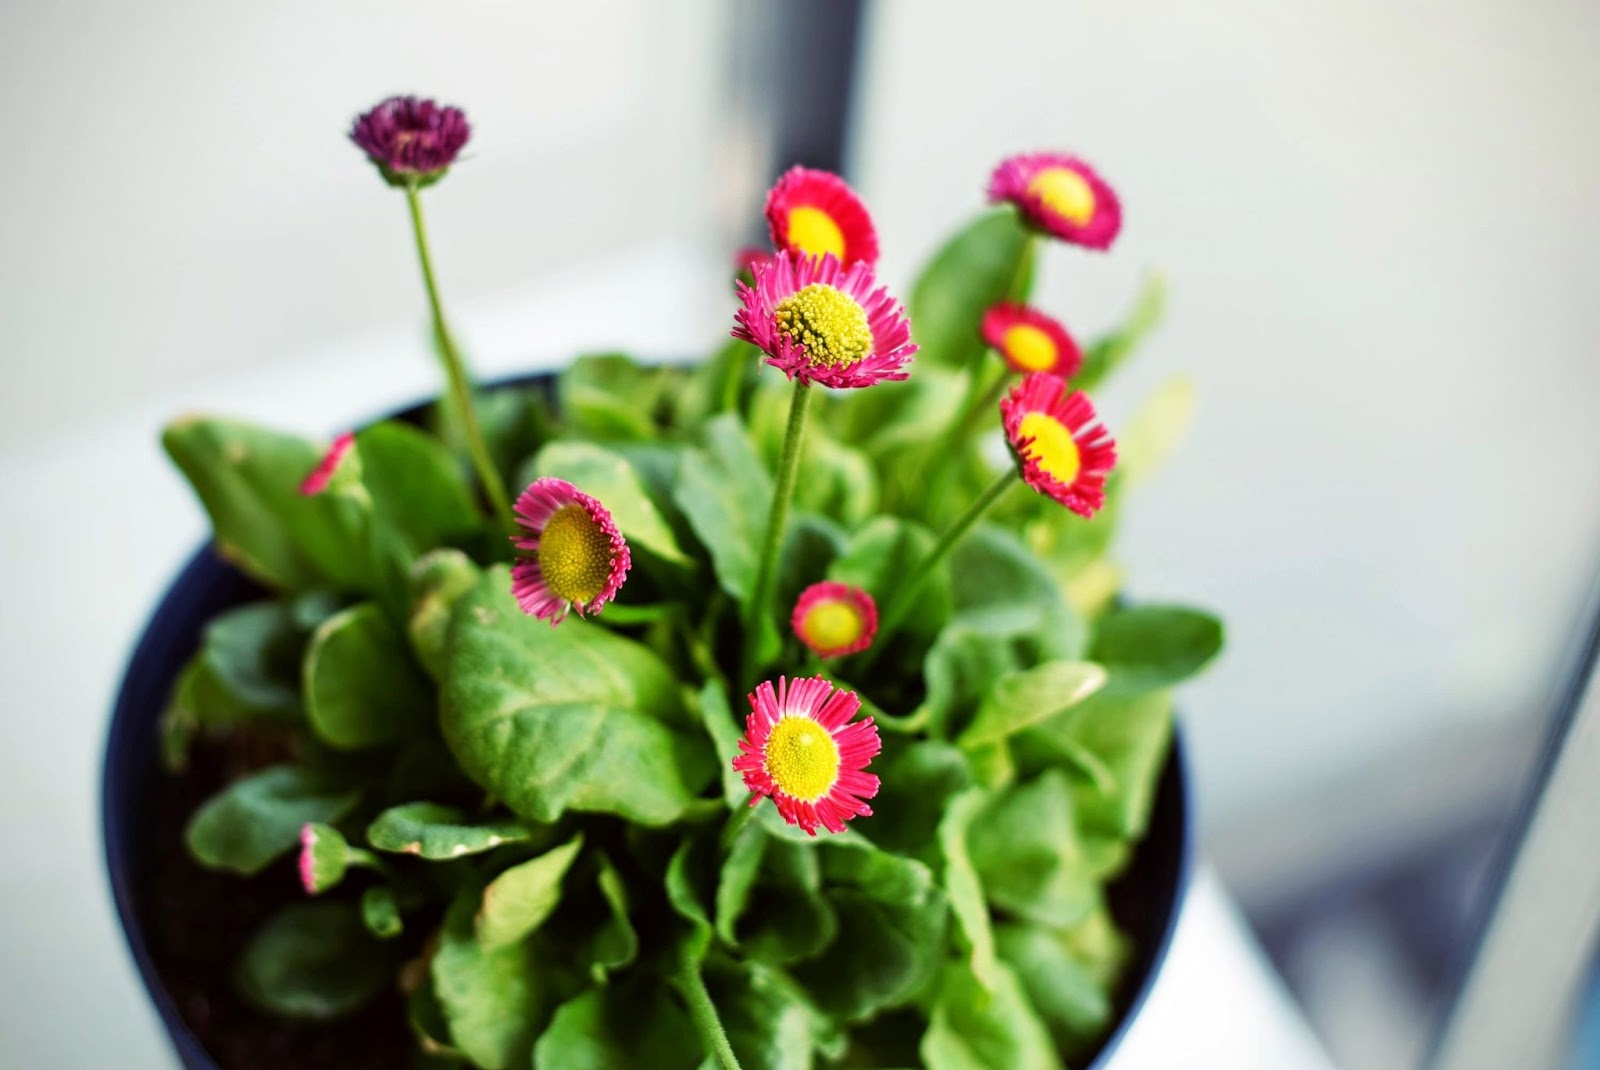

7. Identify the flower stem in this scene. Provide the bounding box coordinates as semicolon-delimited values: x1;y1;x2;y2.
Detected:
867;469;1019;663
678;961;744;1070
403;183;515;533
743;379;813;678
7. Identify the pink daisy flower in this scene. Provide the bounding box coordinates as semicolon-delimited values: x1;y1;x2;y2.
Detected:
299;432;356;496
734;676;881;836
509;478;631;625
982;302;1083;379
1000;373;1117;518
791;581;878;659
987;152;1122;250
732;251;916;389
764;166;880;268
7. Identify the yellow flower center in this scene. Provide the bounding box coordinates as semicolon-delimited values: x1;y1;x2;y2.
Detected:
1018;411;1082;483
537;504;614;604
1026;167;1096;225
774;283;872;368
801;599;866;653
763;715;841;802
786;206;847;261
1001;324;1059;372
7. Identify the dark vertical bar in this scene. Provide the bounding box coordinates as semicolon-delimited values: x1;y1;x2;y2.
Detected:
715;0;869;250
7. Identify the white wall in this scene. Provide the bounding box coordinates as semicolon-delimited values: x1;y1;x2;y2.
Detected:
0;0;727;449
854;0;1600;823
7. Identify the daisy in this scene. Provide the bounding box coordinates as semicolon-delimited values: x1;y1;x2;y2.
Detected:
734;676;881;835
350;95;471;187
792;582;878;659
765;166;880;268
509;478;631;625
732;251;916;389
982;302;1083;379
987;152;1122;250
1000;373;1117;517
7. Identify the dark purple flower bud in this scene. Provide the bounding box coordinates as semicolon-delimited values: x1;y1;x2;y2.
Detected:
349;95;471;188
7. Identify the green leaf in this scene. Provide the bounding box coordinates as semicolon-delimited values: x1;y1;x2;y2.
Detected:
366;802;533;859
304;602;432;751
715;817;767;945
776;513;847;612
578;853;639;982
1117;376;1195;488
910;209;1033;369
361;885;404;939
797;429;879;527
706;959;838;1070
533;983;700;1070
672;414;772;603
1025;687;1175;840
1089;604;1223;688
995;922;1114;1061
791;846;948;1022
915;625;1021;738
829;516;952;643
666;838;714;966
441;567;713;824
738;838;838;967
957;661;1107;749
1075;272;1167;393
476;835;585;951
967;771;1095;930
235;902;392;1021
195;600;305;722
559;353;667;441
938;789;998;991
355;421;482;551
433;882;547;1069
185;765;359;876
697;680;748;809
530;440;690;565
868;741;974;858
920;960;1064;1070
163;417;372;591
948;526;1086;657
406;548;482;680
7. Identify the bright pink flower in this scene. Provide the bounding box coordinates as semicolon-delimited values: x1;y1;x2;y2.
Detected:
982;302;1083;379
734;676;880;836
299;432;355;496
987;152;1122;250
1001;373;1117;517
764;166;880;268
791;581;878;659
510;478;631;625
732;251;916;389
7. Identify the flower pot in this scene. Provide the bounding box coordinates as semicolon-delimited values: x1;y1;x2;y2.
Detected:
102;377;1194;1070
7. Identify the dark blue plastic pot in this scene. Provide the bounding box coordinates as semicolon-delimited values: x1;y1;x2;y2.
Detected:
101;377;1194;1070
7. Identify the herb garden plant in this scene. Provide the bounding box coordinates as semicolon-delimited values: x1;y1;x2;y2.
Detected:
152;94;1223;1070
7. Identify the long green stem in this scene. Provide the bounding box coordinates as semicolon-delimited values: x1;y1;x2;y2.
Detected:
743;379;812;679
868;469;1019;662
403;184;515;532
678;961;743;1070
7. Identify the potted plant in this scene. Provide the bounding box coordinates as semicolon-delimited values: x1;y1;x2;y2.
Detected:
103;94;1221;1070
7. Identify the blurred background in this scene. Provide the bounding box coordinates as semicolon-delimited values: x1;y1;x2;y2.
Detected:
3;1;1599;1067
